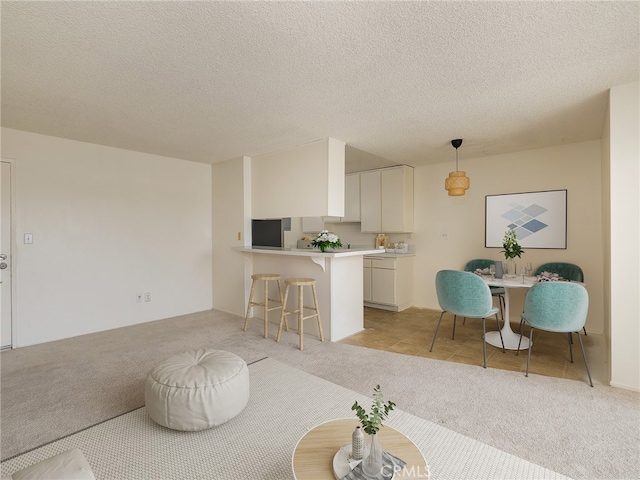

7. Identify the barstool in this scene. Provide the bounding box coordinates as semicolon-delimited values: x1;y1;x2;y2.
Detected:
243;273;286;338
276;278;324;351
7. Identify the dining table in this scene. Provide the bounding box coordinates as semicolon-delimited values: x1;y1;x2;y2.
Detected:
482;274;537;350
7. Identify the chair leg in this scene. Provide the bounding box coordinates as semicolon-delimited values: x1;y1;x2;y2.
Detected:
576;332;594;387
262;279;269;339
297;285;304;351
495;314;505;353
452;315;457;340
311;284;324;342
462;317;466;325
481;318;487;368
276;285;290;343
277;279;288;332
525;327;534;377
243;279;257;331
429;311;446;352
583;326;587;335
516;319;525;356
568;332;574;363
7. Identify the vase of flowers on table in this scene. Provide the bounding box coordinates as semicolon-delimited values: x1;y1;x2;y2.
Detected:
500;228;524;277
311;230;342;252
352;385;396;477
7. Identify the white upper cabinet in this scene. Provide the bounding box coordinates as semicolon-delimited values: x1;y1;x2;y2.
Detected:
360;170;382;231
323;172;361;224
342;173;361;222
361;166;414;233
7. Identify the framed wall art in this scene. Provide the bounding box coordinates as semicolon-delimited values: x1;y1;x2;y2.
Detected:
485;189;567;249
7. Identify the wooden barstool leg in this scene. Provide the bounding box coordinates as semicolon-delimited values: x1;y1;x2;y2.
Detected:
276;285;290;343
277;279;288;332
312;283;324;342
298;285;304;351
263;279;269;338
243;278;257;331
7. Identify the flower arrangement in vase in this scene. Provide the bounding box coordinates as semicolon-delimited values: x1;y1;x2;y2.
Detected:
500;229;524;276
311;230;342;252
352;385;395;477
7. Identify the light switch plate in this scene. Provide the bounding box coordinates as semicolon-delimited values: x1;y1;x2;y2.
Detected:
24;233;33;244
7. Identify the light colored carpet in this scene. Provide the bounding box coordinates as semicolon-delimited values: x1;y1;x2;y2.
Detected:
1;309;639;479
1;358;570;480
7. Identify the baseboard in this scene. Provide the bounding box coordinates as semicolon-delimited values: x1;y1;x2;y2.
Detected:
364;301;413;312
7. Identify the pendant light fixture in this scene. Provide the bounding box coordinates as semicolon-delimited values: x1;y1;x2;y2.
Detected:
444;138;470;196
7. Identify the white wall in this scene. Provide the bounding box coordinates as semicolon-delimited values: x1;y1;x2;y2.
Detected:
212;156;249;317
1;128;213;347
601;94;612;383
414;141;605;333
608;82;640;391
251;138;345;218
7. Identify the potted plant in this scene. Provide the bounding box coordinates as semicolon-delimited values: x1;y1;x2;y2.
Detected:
352;385;395;477
311;230;342;253
500;229;524;276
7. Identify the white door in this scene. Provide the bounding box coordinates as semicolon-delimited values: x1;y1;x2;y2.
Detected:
1;161;12;349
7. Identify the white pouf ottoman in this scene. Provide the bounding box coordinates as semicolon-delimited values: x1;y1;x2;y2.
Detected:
145;349;249;431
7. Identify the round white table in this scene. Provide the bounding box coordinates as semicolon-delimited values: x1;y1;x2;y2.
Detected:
483;275;536;350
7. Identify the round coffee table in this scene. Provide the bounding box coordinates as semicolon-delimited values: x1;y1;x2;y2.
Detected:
292;418;428;479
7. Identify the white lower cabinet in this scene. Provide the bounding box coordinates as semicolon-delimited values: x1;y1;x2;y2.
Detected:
363;256;413;311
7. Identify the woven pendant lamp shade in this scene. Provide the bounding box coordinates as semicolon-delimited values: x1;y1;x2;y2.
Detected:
445;171;470;196
444;139;469;196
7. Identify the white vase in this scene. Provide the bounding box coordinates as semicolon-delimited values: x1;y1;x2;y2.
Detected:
352;426;364;461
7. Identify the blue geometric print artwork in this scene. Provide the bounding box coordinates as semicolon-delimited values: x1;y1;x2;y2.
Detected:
502;209;523;222
501;203;548;238
522;204;548;217
522;219;547;233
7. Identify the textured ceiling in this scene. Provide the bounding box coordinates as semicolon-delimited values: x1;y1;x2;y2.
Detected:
1;1;638;170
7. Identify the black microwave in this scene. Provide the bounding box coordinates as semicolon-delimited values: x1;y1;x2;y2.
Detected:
251;219;284;248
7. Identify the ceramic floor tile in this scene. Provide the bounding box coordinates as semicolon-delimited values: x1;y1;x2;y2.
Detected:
342;306;608;384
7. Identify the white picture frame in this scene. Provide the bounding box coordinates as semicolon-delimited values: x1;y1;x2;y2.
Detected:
485;190;567;249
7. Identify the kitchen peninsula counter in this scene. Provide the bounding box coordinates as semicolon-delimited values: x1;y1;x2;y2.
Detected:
235;246;383;342
235;246;383;258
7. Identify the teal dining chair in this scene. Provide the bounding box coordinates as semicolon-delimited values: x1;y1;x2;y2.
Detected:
517;282;593;387
464;259;505;321
430;270;505;368
533;262;587;335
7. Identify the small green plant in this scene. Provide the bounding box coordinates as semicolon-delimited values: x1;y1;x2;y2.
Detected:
351;385;396;435
501;229;524;259
311;230;342;252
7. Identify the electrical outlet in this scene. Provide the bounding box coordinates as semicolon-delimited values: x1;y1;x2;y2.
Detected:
136;294;143;303
144;292;151;302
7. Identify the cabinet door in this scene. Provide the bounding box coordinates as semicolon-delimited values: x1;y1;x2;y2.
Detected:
363;266;372;302
342;173;361;222
360;170;381;232
394;256;414;306
381;166;414;232
371;268;396;305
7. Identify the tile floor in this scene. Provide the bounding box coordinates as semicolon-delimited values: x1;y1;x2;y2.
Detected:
341;306;609;385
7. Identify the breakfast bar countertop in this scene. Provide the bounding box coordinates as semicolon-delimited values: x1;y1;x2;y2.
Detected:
234;246;383;258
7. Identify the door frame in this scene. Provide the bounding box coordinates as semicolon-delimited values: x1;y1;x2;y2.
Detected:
1;158;17;349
